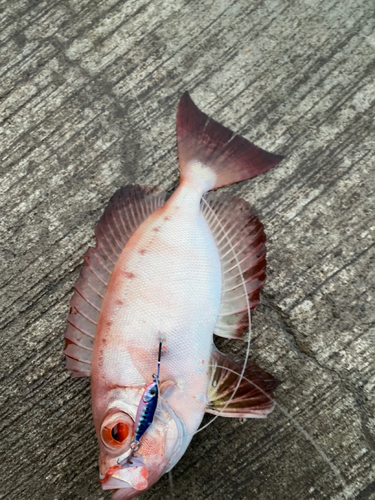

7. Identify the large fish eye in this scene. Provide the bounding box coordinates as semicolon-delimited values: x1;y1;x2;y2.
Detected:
111;422;128;442
101;411;134;450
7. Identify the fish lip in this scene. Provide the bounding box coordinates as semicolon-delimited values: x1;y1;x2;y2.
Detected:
99;448;135;485
100;455;148;491
99;465;123;487
101;475;133;491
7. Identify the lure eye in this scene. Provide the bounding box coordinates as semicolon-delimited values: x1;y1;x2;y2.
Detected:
143;382;159;402
101;411;134;450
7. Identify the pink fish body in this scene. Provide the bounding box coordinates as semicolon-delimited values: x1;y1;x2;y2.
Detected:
64;93;283;499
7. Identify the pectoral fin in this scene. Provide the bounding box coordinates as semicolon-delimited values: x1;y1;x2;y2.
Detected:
206;349;279;418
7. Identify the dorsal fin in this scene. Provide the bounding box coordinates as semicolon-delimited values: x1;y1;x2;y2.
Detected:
206;349;279;418
201;192;266;339
64;185;166;377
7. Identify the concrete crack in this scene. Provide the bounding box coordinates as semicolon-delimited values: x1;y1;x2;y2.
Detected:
262;291;375;452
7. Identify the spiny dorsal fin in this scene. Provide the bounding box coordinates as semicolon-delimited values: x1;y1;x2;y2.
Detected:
201;192;266;339
64;185;166;377
206;349;279;418
177;92;283;191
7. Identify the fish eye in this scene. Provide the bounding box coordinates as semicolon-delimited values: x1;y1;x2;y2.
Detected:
111;422;129;442
101;411;134;450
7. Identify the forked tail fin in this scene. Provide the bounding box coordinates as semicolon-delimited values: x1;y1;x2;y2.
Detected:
176;92;284;192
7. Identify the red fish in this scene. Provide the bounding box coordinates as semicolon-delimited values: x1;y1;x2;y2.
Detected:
64;92;282;499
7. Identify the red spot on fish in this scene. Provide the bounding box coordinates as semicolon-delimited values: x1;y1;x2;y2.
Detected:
139;248;146;255
64;338;75;350
106;320;112;327
98;350;104;368
102;337;107;344
124;271;135;279
202;360;204;365
115;298;123;305
153;227;160;232
164;216;170;221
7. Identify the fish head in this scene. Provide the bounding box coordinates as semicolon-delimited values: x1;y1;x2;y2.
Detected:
94;386;185;499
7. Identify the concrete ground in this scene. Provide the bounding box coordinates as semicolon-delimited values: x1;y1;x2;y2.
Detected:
0;0;374;499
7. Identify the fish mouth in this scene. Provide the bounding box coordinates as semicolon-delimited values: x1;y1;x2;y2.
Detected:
100;456;148;493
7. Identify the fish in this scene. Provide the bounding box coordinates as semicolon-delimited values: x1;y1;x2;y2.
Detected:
63;92;284;499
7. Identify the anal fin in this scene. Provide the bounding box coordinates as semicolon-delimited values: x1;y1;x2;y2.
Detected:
206;349;279;418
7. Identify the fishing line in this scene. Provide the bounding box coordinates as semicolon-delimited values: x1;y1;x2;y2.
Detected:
129;90;252;435
168;470;175;500
193;196;252;435
129;93;347;496
160;366;350;498
184;197;349;494
210;364;349;496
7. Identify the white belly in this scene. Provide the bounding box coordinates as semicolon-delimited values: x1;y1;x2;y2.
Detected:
92;184;222;432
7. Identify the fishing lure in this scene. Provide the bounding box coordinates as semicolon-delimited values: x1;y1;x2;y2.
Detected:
131;341;162;452
64;92;283;499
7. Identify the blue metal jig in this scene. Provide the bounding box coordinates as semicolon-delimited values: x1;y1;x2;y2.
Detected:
130;341;162;452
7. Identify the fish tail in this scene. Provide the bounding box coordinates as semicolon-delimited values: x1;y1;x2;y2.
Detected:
176;92;284;193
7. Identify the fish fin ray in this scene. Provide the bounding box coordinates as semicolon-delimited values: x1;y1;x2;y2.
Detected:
202;192;267;339
177;92;283;192
64;185;166;377
206;348;279;418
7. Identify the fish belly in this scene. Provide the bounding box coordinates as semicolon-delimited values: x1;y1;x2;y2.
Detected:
92;186;222;432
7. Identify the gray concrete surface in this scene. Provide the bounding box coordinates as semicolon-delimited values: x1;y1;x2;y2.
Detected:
0;0;374;499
